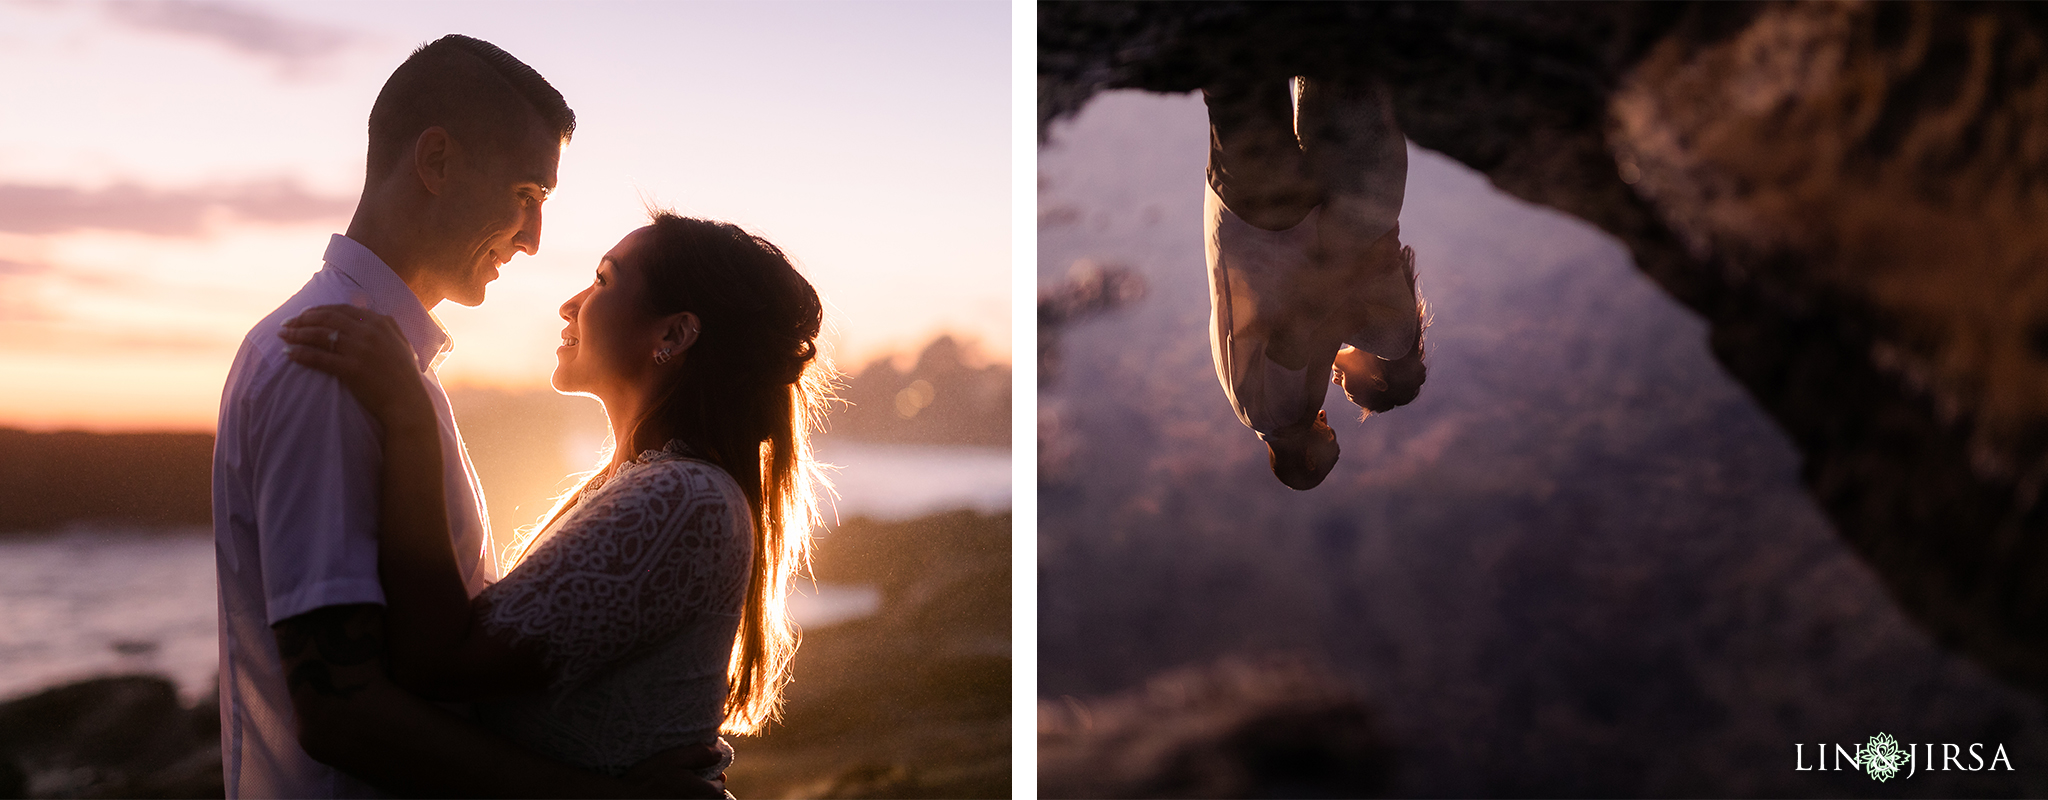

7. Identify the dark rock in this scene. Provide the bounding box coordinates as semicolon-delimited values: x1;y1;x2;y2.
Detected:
1039;657;1395;799
0;675;221;799
0;758;25;800
108;641;158;657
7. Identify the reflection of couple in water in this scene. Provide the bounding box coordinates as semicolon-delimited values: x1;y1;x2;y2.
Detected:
214;36;821;797
1204;76;1429;490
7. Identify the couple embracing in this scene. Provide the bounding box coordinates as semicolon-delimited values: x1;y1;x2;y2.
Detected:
213;35;823;797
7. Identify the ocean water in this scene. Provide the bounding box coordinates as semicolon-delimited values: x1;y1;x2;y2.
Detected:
811;440;1011;522
0;526;219;703
0;442;1008;703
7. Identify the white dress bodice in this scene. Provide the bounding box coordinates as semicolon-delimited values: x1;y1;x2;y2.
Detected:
472;443;754;777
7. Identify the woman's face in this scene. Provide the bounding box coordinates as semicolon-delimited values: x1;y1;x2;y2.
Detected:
553;226;669;398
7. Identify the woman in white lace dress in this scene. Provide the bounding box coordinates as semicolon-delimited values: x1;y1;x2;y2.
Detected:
279;212;828;795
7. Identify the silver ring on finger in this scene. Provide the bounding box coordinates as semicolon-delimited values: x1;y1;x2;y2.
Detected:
327;328;341;350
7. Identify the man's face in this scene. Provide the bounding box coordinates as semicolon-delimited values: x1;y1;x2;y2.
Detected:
433;116;562;307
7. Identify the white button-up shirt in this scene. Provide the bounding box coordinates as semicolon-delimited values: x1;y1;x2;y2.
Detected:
212;234;496;798
1205;184;1328;436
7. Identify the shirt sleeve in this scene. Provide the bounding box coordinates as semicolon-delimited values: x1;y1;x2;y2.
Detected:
475;460;754;693
247;353;388;625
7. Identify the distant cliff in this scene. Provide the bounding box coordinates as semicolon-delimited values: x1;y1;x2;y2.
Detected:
828;336;1012;448
0;430;213;533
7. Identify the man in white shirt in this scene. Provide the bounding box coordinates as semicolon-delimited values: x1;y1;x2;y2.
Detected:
212;35;715;797
1204;75;1428;491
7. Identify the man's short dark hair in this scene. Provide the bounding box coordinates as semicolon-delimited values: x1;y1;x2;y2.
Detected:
366;34;576;175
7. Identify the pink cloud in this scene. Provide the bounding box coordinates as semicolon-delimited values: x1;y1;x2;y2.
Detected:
101;1;365;77
0;180;350;237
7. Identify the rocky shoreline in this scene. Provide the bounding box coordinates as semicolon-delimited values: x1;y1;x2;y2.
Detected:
0;676;220;799
725;510;1012;799
0;510;1009;799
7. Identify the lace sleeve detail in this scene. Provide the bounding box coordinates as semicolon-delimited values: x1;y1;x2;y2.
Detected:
476;458;754;693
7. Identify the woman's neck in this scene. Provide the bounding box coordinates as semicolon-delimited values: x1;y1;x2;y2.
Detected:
600;388;656;469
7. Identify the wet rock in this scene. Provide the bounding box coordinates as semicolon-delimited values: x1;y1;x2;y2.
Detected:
0;675;221;798
0;759;25;799
1039;656;1395;799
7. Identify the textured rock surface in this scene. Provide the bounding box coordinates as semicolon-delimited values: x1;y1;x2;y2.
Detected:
1042;0;2048;700
0;675;221;798
1040;657;1394;799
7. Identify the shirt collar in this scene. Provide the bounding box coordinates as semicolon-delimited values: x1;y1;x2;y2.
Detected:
321;234;452;372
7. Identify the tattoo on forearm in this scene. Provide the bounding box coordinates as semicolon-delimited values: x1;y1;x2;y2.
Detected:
276;604;385;699
288;661;367;699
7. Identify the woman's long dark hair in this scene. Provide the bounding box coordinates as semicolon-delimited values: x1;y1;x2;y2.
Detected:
508;211;828;735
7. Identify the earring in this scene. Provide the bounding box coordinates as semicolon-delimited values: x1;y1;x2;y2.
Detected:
654;347;674;365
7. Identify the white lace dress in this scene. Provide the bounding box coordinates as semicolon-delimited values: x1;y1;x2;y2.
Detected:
472;442;753;779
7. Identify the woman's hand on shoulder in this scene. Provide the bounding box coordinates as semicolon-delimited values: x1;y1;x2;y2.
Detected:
279;304;435;431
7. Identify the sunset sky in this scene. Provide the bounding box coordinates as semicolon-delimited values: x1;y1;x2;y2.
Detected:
0;0;1009;432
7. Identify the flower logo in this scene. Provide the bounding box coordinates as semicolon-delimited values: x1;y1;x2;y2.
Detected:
1863;732;1906;782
